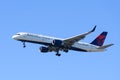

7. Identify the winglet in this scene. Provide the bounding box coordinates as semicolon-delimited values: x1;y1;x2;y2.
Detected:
91;25;97;32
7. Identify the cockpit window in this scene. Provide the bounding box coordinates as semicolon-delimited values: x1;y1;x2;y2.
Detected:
16;34;21;35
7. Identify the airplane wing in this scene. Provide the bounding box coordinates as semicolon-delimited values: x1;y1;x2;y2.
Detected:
63;26;96;47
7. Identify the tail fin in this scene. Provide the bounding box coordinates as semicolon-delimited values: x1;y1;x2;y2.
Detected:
90;32;108;46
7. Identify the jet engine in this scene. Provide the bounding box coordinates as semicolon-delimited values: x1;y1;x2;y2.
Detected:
40;46;49;53
52;39;63;47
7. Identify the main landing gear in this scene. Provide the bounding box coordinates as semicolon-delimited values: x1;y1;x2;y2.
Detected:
55;51;61;57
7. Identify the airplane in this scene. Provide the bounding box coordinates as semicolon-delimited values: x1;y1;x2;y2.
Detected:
12;26;113;56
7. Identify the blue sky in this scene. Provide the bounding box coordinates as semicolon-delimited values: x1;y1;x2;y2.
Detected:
0;0;119;80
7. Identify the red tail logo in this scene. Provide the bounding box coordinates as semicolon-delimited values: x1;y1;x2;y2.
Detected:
96;35;106;46
90;32;108;46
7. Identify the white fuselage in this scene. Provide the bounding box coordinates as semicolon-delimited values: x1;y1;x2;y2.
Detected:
12;32;105;52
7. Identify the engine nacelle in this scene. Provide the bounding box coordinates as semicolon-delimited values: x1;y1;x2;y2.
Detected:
52;39;63;47
40;46;49;53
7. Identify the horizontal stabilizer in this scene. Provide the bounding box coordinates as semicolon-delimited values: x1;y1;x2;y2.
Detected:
97;44;114;49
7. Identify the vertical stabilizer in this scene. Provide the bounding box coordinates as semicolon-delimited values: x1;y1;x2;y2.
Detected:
90;32;108;46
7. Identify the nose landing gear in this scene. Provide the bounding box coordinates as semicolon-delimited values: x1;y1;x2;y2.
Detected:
22;41;26;48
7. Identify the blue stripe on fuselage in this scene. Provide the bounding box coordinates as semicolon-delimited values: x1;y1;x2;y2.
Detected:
17;39;52;46
70;47;87;52
18;39;87;52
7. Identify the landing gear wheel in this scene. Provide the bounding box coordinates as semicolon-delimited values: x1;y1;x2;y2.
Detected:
22;41;26;48
55;50;61;56
56;53;61;57
23;45;26;48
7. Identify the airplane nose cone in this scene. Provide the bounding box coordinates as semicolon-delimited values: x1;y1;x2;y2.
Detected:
12;35;16;39
12;35;18;40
